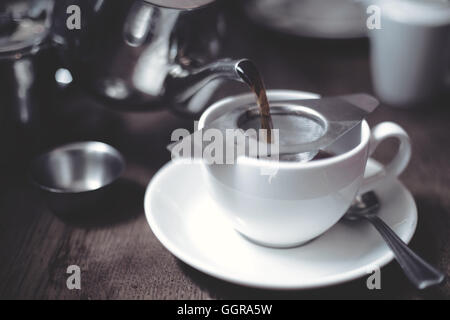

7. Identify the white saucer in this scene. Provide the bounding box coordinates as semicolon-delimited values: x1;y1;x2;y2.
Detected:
144;159;417;290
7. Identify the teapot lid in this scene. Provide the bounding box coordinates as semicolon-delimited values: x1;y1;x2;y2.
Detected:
144;0;216;10
0;0;50;55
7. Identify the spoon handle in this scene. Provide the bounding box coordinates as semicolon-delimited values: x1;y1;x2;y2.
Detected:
366;215;445;290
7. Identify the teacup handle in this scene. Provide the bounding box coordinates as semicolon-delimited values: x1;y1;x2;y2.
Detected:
359;122;412;194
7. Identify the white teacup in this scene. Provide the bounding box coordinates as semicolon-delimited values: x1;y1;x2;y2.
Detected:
199;90;412;248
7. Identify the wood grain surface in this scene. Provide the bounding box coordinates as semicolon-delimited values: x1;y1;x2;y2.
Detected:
0;3;449;300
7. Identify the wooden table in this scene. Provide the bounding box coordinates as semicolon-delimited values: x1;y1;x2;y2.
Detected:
0;4;449;300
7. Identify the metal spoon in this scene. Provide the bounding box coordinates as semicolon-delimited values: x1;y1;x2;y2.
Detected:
344;192;445;290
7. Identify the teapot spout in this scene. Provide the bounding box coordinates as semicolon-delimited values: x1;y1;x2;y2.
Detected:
167;59;249;116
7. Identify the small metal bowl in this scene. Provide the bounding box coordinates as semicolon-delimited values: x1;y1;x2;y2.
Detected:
30;141;126;218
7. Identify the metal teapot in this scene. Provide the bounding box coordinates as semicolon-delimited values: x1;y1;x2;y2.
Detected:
50;0;247;115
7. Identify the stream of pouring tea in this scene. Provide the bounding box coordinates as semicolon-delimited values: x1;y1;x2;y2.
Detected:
236;60;274;143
